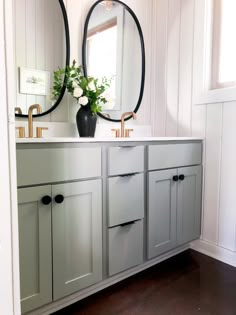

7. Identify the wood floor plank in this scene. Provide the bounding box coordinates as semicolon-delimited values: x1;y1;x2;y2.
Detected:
53;250;236;315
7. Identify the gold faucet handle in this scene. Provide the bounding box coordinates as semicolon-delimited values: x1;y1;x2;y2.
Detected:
125;129;134;138
16;127;25;138
15;107;22;115
36;127;48;138
111;128;121;138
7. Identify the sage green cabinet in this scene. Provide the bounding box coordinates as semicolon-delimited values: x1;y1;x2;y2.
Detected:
18;179;102;312
148;169;177;259
16;141;202;314
177;165;202;245
18;186;52;314
148;165;202;259
52;179;103;300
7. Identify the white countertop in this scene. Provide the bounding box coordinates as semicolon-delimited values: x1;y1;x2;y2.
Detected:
16;137;204;144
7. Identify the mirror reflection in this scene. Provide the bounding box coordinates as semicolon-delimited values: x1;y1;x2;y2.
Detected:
83;1;144;120
14;0;68;116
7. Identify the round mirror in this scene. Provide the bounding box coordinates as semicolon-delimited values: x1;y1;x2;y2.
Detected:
14;0;70;118
82;0;145;122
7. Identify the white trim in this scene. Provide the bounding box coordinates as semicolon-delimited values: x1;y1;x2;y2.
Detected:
194;86;236;105
27;245;189;315
193;0;236;105
0;0;21;314
190;239;236;267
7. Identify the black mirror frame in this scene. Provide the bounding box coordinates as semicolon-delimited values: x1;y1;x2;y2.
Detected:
82;0;145;123
15;0;70;118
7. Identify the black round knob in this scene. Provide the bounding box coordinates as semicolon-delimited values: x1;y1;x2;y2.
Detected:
55;194;64;204
173;175;179;182
41;195;52;205
179;174;185;181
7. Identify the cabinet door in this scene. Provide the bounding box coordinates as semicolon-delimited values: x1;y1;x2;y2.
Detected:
18;186;52;314
177;165;202;245
148;169;177;259
52;179;102;300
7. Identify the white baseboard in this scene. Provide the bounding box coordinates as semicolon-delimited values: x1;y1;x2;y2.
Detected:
190;239;236;267
27;245;189;315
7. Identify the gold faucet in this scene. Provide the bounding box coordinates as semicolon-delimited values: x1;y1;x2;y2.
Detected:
120;112;136;137
28;104;42;138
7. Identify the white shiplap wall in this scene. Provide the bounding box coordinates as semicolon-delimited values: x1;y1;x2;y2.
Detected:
151;0;236;266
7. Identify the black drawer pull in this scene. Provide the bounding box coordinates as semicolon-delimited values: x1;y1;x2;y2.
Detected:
173;175;179;182
179;174;185;181
120;221;136;227
119;173;138;177
55;194;64;204
41;195;52;205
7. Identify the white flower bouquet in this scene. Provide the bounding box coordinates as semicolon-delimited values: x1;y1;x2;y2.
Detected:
52;60;110;114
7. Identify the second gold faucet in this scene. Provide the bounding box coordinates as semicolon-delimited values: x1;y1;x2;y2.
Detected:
27;104;49;138
16;104;48;138
112;112;137;138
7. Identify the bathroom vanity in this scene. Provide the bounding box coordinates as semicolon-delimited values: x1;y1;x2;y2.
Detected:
16;137;203;315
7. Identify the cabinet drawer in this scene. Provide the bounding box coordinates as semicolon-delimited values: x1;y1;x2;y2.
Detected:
148;142;202;170
17;147;101;186
108;173;144;227
108;146;144;176
108;220;143;276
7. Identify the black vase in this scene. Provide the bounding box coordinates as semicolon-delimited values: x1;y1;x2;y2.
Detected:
76;105;97;137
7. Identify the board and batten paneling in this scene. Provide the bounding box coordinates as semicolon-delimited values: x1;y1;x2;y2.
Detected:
178;0;195;137
218;102;236;251
202;103;223;245
166;0;181;136
150;0;168;136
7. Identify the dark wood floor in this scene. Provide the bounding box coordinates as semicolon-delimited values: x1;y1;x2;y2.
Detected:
53;250;236;315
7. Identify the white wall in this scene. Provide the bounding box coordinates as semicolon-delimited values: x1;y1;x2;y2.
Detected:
150;0;236;266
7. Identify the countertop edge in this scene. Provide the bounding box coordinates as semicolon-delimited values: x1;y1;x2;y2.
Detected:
16;137;204;144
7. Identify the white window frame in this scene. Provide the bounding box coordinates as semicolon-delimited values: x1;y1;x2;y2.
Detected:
193;0;236;105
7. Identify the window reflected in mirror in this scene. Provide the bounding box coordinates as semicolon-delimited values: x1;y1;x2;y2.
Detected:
87;18;118;110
